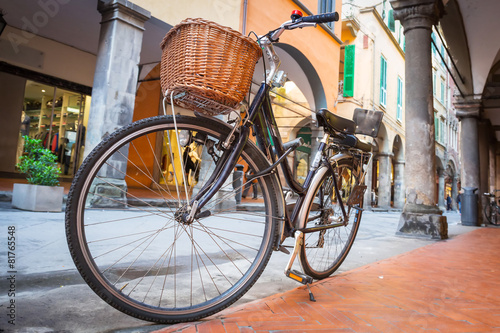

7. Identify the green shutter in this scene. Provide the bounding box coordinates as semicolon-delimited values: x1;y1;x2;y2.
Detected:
380;57;387;106
388;10;395;32
344;45;355;97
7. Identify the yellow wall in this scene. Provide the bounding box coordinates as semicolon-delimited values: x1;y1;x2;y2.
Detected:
132;0;241;29
245;0;342;111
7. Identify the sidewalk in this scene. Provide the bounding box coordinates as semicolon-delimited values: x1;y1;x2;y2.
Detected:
0;181;495;332
153;226;500;333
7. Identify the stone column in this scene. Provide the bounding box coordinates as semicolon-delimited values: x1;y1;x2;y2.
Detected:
85;0;150;208
437;168;446;211
377;152;393;210
489;143;496;193
86;0;150;159
455;97;481;225
391;0;447;239
478;120;491;224
452;175;459;211
393;160;405;210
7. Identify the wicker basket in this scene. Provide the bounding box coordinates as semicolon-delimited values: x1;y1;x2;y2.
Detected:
160;18;262;116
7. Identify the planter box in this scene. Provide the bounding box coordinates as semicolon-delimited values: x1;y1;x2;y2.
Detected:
12;183;64;212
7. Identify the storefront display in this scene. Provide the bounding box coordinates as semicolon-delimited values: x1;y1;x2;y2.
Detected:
19;80;90;176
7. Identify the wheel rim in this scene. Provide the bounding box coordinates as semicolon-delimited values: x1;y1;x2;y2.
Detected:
301;163;361;277
71;119;275;316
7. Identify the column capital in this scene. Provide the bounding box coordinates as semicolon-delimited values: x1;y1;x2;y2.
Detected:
98;0;151;31
390;0;444;32
454;96;482;120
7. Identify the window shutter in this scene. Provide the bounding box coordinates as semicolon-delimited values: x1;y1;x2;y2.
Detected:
397;77;403;121
388;10;395;32
380;57;387;106
344;45;355;97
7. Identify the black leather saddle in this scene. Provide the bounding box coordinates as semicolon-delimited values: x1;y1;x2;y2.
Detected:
316;108;373;152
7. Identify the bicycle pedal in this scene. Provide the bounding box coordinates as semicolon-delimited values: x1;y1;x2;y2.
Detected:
286;269;313;285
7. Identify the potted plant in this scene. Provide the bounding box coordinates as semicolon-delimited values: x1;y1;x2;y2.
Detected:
12;135;64;212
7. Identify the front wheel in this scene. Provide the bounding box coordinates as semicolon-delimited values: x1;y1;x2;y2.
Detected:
299;159;362;280
65;115;281;323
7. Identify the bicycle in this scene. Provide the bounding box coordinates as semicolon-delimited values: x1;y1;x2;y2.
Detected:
65;11;383;323
483;191;500;225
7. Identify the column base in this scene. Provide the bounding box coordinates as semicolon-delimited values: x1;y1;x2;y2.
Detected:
86;178;127;208
396;205;448;240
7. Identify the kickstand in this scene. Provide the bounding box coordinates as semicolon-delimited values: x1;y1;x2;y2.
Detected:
306;283;316;302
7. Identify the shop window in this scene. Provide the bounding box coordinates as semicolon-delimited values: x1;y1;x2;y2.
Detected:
20;80;90;176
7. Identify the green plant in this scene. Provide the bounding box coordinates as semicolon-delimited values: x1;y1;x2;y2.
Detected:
17;135;61;186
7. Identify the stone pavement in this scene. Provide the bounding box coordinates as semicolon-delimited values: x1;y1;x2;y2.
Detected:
0;180;493;332
153;227;500;333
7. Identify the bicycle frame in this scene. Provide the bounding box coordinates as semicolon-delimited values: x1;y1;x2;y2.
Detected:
188;79;359;241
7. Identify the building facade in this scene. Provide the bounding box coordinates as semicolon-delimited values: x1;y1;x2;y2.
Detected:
338;3;406;210
0;0;343;191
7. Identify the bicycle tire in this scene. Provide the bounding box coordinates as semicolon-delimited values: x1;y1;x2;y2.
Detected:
299;159;362;280
65;114;281;323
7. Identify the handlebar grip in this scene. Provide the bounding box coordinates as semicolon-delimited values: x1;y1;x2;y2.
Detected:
301;12;339;23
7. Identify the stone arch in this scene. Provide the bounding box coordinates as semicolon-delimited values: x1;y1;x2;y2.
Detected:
274;43;327;110
445;158;460;211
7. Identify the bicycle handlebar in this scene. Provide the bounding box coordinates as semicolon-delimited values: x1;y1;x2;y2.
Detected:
299;12;339;24
261;10;340;85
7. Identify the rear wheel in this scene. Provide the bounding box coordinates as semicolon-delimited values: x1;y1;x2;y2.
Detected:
65;115;280;323
484;202;494;224
299;159;362;280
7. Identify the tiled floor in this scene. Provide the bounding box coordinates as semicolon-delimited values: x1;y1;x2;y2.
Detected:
154;227;500;332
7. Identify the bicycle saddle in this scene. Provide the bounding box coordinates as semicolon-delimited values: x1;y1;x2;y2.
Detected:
316;108;355;135
317;108;372;152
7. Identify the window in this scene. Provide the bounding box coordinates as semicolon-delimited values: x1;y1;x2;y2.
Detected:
440;77;445;105
431;32;437;55
380;56;387;107
343;45;355;97
434;114;440;142
319;0;335;28
432;69;436;96
440;118;446;143
397;76;403;122
434;115;446;144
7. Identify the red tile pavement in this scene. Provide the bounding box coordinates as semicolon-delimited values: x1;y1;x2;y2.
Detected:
153;227;500;332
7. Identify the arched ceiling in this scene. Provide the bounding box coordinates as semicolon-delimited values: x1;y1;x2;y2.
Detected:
440;0;500;140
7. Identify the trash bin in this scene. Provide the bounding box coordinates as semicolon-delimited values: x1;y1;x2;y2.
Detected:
461;187;478;226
